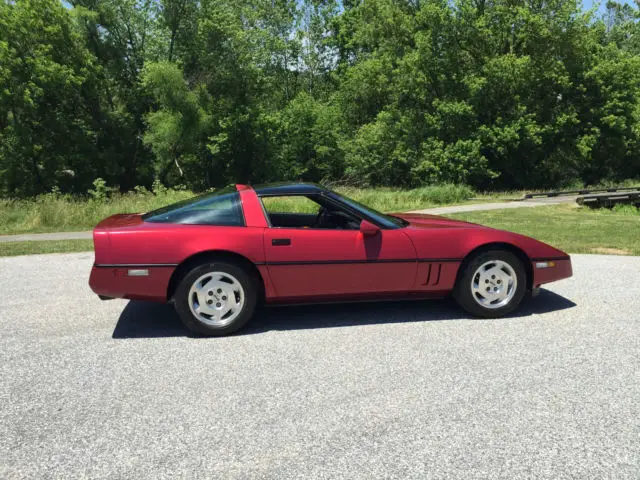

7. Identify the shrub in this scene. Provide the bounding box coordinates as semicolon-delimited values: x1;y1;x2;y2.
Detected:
87;178;112;202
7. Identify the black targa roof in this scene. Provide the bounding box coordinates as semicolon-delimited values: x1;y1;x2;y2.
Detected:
251;182;328;196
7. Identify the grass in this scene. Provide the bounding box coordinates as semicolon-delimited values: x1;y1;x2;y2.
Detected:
1;183;638;257
0;240;94;257
0;184;475;235
448;204;640;256
2;180;638;236
475;178;640;200
0;190;194;235
1;204;638;258
336;184;476;211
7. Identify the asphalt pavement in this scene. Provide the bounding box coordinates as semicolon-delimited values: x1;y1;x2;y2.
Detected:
1;253;638;479
411;196;576;215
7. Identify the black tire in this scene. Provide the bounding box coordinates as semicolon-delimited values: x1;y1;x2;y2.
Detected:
453;250;527;318
173;261;259;336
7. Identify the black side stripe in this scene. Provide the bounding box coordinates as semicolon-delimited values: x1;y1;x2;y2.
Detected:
531;256;570;262
94;263;178;268
95;257;567;269
417;258;462;263
266;258;462;266
95;258;463;268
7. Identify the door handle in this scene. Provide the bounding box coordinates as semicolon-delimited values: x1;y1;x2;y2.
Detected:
272;238;291;246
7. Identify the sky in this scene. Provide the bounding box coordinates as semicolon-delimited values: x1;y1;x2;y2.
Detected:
60;0;637;16
582;0;637;13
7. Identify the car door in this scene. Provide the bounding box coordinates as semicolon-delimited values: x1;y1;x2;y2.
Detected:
261;195;417;299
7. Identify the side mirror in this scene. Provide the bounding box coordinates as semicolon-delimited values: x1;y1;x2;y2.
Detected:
360;219;380;237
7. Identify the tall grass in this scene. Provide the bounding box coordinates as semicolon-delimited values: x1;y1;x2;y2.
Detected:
0;184;475;235
336;184;475;211
261;184;476;214
0;190;193;234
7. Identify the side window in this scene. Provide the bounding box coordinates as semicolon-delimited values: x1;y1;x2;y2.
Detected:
261;196;322;215
260;195;360;230
144;192;244;226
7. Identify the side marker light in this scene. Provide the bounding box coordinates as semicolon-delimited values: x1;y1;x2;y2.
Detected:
535;261;556;269
127;269;149;277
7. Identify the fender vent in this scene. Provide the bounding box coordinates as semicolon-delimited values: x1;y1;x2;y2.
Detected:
424;263;442;286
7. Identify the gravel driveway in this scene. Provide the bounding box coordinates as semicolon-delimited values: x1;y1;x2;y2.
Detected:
1;253;638;479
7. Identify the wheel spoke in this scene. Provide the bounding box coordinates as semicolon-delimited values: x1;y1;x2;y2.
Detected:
229;292;241;309
199;276;224;292
195;301;217;318
473;284;487;299
195;291;208;309
493;289;507;301
218;304;232;318
476;292;490;301
485;267;501;280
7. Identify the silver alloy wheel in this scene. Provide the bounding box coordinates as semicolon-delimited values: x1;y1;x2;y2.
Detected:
188;271;245;327
470;260;518;309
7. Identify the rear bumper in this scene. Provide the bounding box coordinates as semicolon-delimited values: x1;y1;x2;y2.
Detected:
89;265;174;303
531;257;572;288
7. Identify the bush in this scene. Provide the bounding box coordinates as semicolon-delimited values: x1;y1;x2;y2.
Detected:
87;178;113;202
611;204;640;215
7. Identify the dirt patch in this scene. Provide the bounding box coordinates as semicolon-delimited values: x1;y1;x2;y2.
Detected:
590;247;630;255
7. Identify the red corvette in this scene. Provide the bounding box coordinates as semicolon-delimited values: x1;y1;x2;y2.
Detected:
89;183;572;336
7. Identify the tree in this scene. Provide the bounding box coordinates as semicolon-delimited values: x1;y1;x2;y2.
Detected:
1;0;639;196
0;0;99;195
72;0;157;190
142;61;210;187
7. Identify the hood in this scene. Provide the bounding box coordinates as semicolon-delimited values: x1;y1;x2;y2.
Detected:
95;213;144;229
394;212;487;229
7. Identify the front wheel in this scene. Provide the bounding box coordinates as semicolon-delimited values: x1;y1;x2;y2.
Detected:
174;261;258;336
453;250;527;318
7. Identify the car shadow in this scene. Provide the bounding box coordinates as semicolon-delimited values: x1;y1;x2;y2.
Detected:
111;289;577;339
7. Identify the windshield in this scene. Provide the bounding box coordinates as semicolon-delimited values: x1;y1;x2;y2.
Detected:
326;191;408;229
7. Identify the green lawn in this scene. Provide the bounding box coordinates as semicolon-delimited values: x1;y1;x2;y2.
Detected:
1;202;638;258
448;204;640;256
0;240;95;257
0;184;474;235
0;190;194;235
3;182;638;237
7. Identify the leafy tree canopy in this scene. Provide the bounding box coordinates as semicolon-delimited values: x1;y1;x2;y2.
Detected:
1;0;639;196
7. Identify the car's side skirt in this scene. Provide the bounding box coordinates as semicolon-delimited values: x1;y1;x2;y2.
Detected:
264;290;452;306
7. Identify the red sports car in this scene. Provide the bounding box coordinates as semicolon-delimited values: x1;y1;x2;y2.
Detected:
89;183;572;336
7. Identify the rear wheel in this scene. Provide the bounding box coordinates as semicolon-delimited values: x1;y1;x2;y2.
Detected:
174;261;258;336
453;250;527;318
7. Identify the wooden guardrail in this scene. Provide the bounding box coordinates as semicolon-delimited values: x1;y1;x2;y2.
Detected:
523;186;640;199
576;191;640;208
